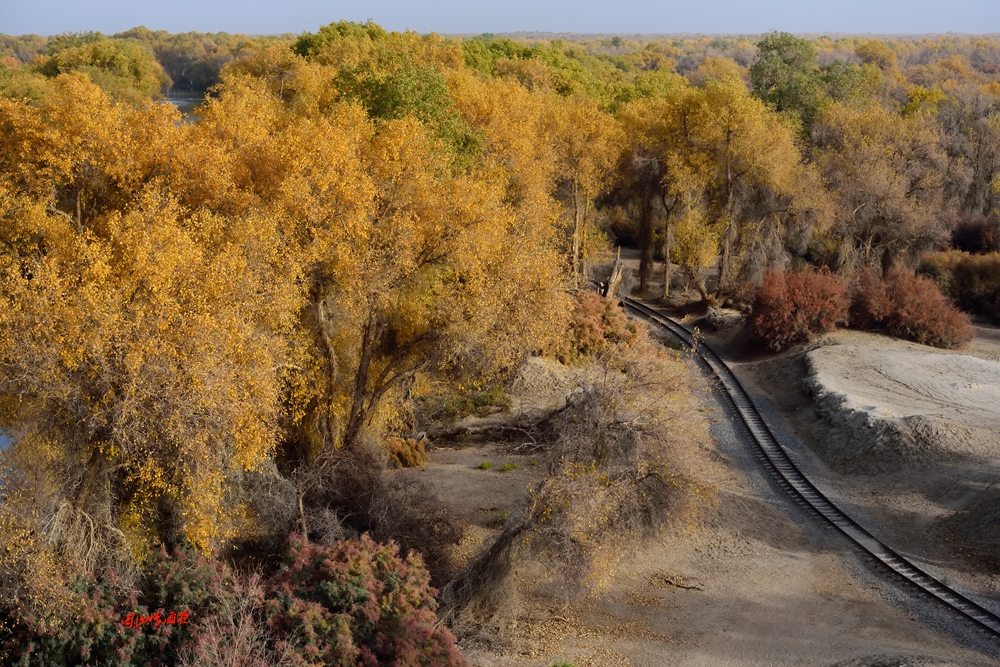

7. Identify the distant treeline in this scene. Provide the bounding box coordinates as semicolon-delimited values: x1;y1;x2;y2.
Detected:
3;28;1000;95
0;28;293;93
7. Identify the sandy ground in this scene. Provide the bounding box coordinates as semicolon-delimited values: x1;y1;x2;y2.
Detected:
721;322;1000;596
405;338;1000;666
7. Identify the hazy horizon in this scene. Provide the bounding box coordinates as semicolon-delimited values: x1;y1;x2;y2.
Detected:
5;0;999;37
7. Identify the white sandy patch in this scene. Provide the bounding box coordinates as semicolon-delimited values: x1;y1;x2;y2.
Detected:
808;345;1000;428
804;344;1000;468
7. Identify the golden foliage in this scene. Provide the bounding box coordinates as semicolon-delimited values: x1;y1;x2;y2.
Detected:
619;75;829;295
0;47;573;578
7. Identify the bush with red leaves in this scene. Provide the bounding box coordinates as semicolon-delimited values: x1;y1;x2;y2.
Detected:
556;291;642;362
849;269;892;331
3;546;232;667
853;266;974;349
749;268;849;351
919;251;1000;323
265;534;466;667
3;536;465;667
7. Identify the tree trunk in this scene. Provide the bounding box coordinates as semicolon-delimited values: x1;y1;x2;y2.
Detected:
314;294;340;453
715;132;737;300
661;221;672;299
717;227;733;300
687;265;709;303
660;194;676;300
638;188;654;295
75;189;82;230
343;309;380;451
72;447;105;514
571;180;582;288
605;247;624;298
298;492;309;543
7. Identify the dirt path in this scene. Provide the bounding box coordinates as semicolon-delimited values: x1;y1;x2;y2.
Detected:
412;348;1000;666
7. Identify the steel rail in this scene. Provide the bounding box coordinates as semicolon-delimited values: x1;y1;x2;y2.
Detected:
623;296;1000;639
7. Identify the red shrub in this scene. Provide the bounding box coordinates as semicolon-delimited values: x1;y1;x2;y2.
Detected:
749;268;849;351
5;537;467;667
849;270;892;330
854;266;974;349
557;291;642;362
265;534;466;667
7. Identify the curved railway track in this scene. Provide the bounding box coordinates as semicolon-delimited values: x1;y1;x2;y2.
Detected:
623;296;1000;641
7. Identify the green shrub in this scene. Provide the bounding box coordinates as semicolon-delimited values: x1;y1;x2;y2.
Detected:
143;543;236;618
3;546;235;667
952;254;1000;321
477;461;493;470
3;569;146;667
917;249;962;295
499;463;518;472
749;267;848;351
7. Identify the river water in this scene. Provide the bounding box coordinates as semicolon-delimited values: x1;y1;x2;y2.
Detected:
164;91;206;119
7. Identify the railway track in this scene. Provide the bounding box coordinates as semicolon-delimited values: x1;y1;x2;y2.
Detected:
623;296;1000;640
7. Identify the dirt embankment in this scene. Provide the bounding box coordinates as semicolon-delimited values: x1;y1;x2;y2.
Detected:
805;342;1000;473
733;324;1000;588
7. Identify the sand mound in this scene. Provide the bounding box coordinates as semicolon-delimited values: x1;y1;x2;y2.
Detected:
507;356;588;418
804;344;1000;473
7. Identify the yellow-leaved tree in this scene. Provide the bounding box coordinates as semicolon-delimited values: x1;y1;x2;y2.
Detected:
619;75;828;300
192;61;570;464
0;33;575;618
813;101;949;272
546;95;623;286
0;76;299;619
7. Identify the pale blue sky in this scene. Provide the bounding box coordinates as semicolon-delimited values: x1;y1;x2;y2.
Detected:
2;0;998;36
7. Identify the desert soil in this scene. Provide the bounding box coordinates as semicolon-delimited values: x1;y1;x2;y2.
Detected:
728;321;1000;604
402;316;1000;666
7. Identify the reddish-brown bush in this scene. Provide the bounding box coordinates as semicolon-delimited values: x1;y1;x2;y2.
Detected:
266;534;466;667
849;269;892;330
555;291;643;362
853;266;975;348
919;251;1000;323
749;268;849;351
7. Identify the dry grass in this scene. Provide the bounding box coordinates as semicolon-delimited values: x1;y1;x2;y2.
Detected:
178;572;297;667
439;325;717;639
